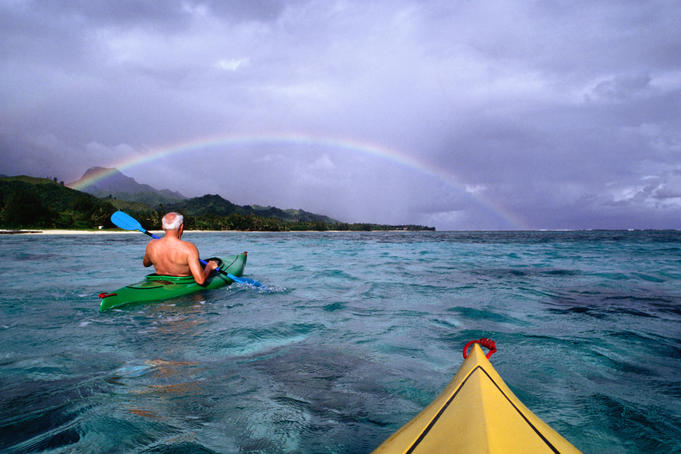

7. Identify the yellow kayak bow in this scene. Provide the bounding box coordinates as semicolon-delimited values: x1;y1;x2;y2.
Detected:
373;339;581;454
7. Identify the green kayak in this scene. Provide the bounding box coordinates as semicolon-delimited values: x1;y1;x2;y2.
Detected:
99;252;247;311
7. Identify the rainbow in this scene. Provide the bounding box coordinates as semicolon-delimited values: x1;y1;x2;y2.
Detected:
71;133;527;229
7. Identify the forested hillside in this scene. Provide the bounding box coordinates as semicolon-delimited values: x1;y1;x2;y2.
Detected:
0;176;115;229
0;176;434;231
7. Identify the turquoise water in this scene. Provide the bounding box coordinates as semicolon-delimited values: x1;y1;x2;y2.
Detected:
1;231;680;453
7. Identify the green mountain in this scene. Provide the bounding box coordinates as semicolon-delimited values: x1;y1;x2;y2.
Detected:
163;194;248;217
68;167;186;206
164;194;340;225
253;206;339;224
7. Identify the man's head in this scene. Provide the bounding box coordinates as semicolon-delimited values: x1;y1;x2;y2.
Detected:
162;212;184;231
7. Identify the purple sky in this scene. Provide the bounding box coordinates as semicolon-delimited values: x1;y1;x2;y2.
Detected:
2;0;680;229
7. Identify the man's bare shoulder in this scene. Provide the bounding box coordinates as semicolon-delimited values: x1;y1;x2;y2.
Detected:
145;238;160;252
179;239;199;254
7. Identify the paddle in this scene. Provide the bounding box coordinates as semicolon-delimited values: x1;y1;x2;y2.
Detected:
111;210;160;239
110;210;263;287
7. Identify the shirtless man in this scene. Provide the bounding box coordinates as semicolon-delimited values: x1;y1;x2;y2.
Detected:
143;212;218;285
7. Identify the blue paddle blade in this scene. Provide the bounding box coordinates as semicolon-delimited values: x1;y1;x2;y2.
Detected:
111;211;144;232
227;273;264;287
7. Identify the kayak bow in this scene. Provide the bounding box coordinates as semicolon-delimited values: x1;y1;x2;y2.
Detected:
99;253;247;311
373;339;581;454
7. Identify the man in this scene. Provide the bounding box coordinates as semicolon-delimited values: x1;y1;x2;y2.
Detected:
143;212;218;285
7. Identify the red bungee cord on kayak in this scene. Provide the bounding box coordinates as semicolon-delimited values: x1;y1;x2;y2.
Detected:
463;338;497;359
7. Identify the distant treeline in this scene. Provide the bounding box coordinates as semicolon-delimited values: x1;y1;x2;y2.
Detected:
181;214;434;232
105;209;434;232
0;176;434;231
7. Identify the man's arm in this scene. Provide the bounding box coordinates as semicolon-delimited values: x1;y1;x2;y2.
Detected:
143;242;153;267
186;243;218;285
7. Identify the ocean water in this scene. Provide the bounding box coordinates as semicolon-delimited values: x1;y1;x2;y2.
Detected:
1;231;680;453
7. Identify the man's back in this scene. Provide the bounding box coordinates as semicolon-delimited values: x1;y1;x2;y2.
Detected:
144;236;197;276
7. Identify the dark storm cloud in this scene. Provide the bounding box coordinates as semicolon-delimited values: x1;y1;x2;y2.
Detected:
4;0;288;29
1;0;680;229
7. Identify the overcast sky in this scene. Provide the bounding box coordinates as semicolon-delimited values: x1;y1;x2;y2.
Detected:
2;0;680;229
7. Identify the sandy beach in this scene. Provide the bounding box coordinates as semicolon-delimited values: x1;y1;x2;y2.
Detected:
1;229;136;235
0;229;241;235
1;229;393;235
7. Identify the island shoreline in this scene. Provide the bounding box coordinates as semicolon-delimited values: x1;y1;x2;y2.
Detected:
1;229;422;235
0;229;245;235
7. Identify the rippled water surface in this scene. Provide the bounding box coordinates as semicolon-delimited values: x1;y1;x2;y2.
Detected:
1;231;680;453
